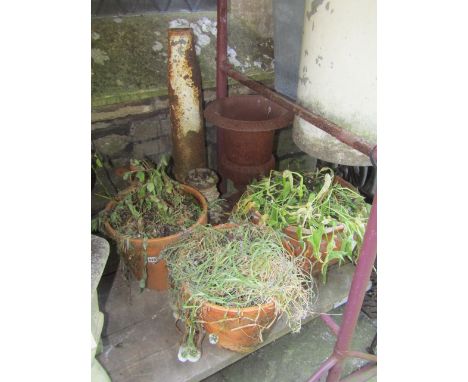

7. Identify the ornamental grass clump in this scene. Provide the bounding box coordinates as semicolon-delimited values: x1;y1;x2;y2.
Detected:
163;222;316;362
235;168;370;278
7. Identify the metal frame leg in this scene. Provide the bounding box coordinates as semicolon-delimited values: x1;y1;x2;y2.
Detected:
325;194;377;382
216;0;228;193
215;3;377;381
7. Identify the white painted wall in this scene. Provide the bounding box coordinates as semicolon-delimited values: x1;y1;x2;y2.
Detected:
293;0;376;165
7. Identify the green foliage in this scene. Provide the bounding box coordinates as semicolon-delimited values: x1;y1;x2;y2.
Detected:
93;157;202;288
102;158;201;238
235;168;370;280
91;151;115;200
163;223;317;358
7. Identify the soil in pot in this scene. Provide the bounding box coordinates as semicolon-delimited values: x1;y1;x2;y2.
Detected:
100;159;208;291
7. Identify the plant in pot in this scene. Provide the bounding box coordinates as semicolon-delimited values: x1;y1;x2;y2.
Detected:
234;168;370;281
93;158;208;291
163;222;316;362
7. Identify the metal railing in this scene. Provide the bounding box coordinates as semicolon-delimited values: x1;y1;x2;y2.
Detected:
215;1;377;381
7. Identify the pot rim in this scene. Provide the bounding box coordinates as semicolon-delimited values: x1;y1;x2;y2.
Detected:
201;298;277;314
185;283;277;314
185;167;219;189
204;94;294;132
102;184;208;243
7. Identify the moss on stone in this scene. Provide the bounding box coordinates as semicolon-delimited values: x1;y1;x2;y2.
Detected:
91;12;274;108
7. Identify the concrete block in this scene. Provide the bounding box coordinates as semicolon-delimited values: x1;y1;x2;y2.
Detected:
274;125;300;157
94;134;131;157
91;235;111;382
159;118;171;136
91;121;112;131
206;143;217;171
133;136;172;159
131;118;162;142
277;153;317;173
205;124;217;144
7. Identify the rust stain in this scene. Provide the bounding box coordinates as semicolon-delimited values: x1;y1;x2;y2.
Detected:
204;95;292;189
167;28;206;182
222;64;374;158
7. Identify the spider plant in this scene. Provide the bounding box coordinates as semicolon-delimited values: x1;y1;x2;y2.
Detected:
235;168;370;280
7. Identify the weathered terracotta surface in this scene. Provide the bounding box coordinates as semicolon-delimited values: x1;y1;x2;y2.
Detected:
204;95;293;133
249;176;356;277
204;94;293;190
182;223;279;353
200;299;277;353
223;129;274;165
282;227;343;277
218;154;275;189
103;185;208;291
249;211;343;277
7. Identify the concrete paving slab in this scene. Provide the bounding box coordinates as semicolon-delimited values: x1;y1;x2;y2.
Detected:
97;263;365;382
203;305;377;382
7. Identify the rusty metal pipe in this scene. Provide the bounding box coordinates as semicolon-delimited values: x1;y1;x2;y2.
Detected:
221;62;375;159
167;28;207;181
216;0;228;192
216;0;228;99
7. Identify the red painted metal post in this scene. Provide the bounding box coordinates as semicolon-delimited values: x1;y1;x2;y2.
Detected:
216;0;228;193
320;313;340;337
221;64;375;159
307;355;339;382
214;4;378;381
216;0;228;99
325;194;377;382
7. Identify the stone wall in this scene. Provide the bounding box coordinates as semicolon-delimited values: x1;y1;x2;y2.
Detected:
91;99;316;215
230;0;273;39
91;4;318;215
91;11;274;110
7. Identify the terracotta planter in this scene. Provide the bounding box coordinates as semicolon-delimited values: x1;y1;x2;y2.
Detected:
200;298;277;353
204;94;293;191
103;184;208;291
250;211;343;277
249;176;356;278
178;223;279;353
281;226;343;277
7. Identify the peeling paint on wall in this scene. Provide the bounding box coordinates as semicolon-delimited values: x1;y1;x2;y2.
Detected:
294;0;376;166
306;0;325;20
